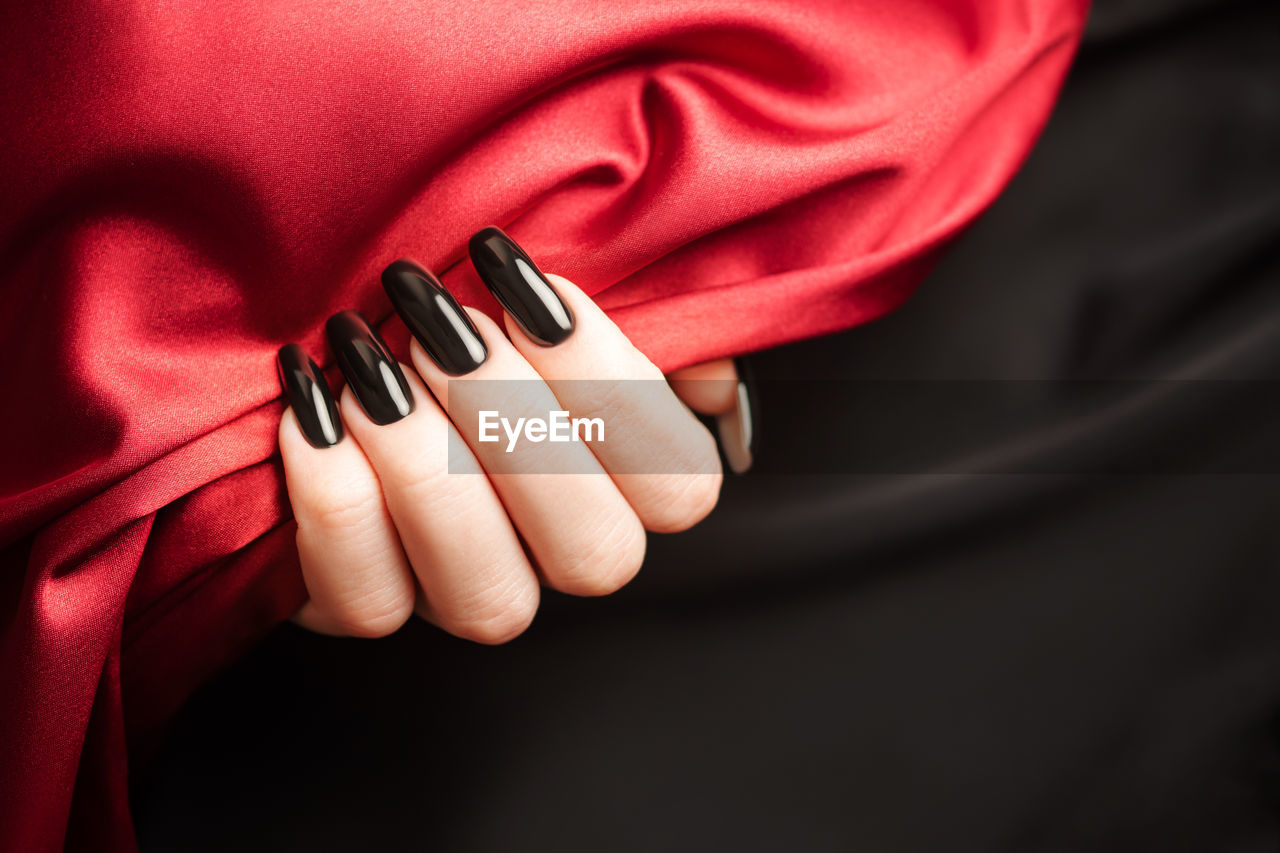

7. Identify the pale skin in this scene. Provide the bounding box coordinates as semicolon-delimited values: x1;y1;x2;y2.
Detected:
279;272;741;643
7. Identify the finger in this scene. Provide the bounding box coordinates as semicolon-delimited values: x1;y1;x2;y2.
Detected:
406;308;646;598
327;308;539;644
669;357;756;474
668;358;739;415
514;273;724;531
467;228;721;533
277;363;415;638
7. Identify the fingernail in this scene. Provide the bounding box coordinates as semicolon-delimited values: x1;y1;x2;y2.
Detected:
276;343;344;448
468;226;574;346
325;310;414;425
382;258;488;375
716;358;758;475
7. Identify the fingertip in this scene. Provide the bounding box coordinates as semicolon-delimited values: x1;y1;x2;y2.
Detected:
279;405;300;443
463;305;507;340
337;383;363;426
543;273;610;329
279;406;327;461
543;272;582;297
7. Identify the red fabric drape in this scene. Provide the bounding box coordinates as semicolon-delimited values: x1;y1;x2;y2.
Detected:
0;1;1087;848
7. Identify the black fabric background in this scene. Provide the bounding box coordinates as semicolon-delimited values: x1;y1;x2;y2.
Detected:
134;1;1280;850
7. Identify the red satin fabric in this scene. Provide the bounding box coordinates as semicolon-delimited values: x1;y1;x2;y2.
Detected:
0;1;1086;848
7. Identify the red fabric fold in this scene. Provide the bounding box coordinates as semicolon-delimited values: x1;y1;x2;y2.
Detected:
0;1;1087;848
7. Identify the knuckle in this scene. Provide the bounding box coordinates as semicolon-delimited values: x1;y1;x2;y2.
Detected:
550;511;647;597
642;472;722;533
440;567;540;645
454;595;538;645
382;448;445;499
585;377;633;415
329;583;414;639
297;478;384;535
386;456;470;523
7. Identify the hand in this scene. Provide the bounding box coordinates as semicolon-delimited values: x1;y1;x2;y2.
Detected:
276;227;738;643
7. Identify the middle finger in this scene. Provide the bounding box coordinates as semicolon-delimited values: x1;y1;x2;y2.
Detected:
383;262;646;597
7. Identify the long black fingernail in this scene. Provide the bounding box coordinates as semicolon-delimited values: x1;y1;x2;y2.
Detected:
382;259;488;375
325;310;414;424
468;226;574;346
277;343;344;448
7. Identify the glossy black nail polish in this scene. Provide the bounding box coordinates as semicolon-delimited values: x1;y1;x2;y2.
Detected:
382;258;488;375
468;226;574;346
276;343;344;448
325;310;414;425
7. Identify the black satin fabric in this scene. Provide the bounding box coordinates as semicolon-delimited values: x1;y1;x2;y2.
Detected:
134;1;1280;850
